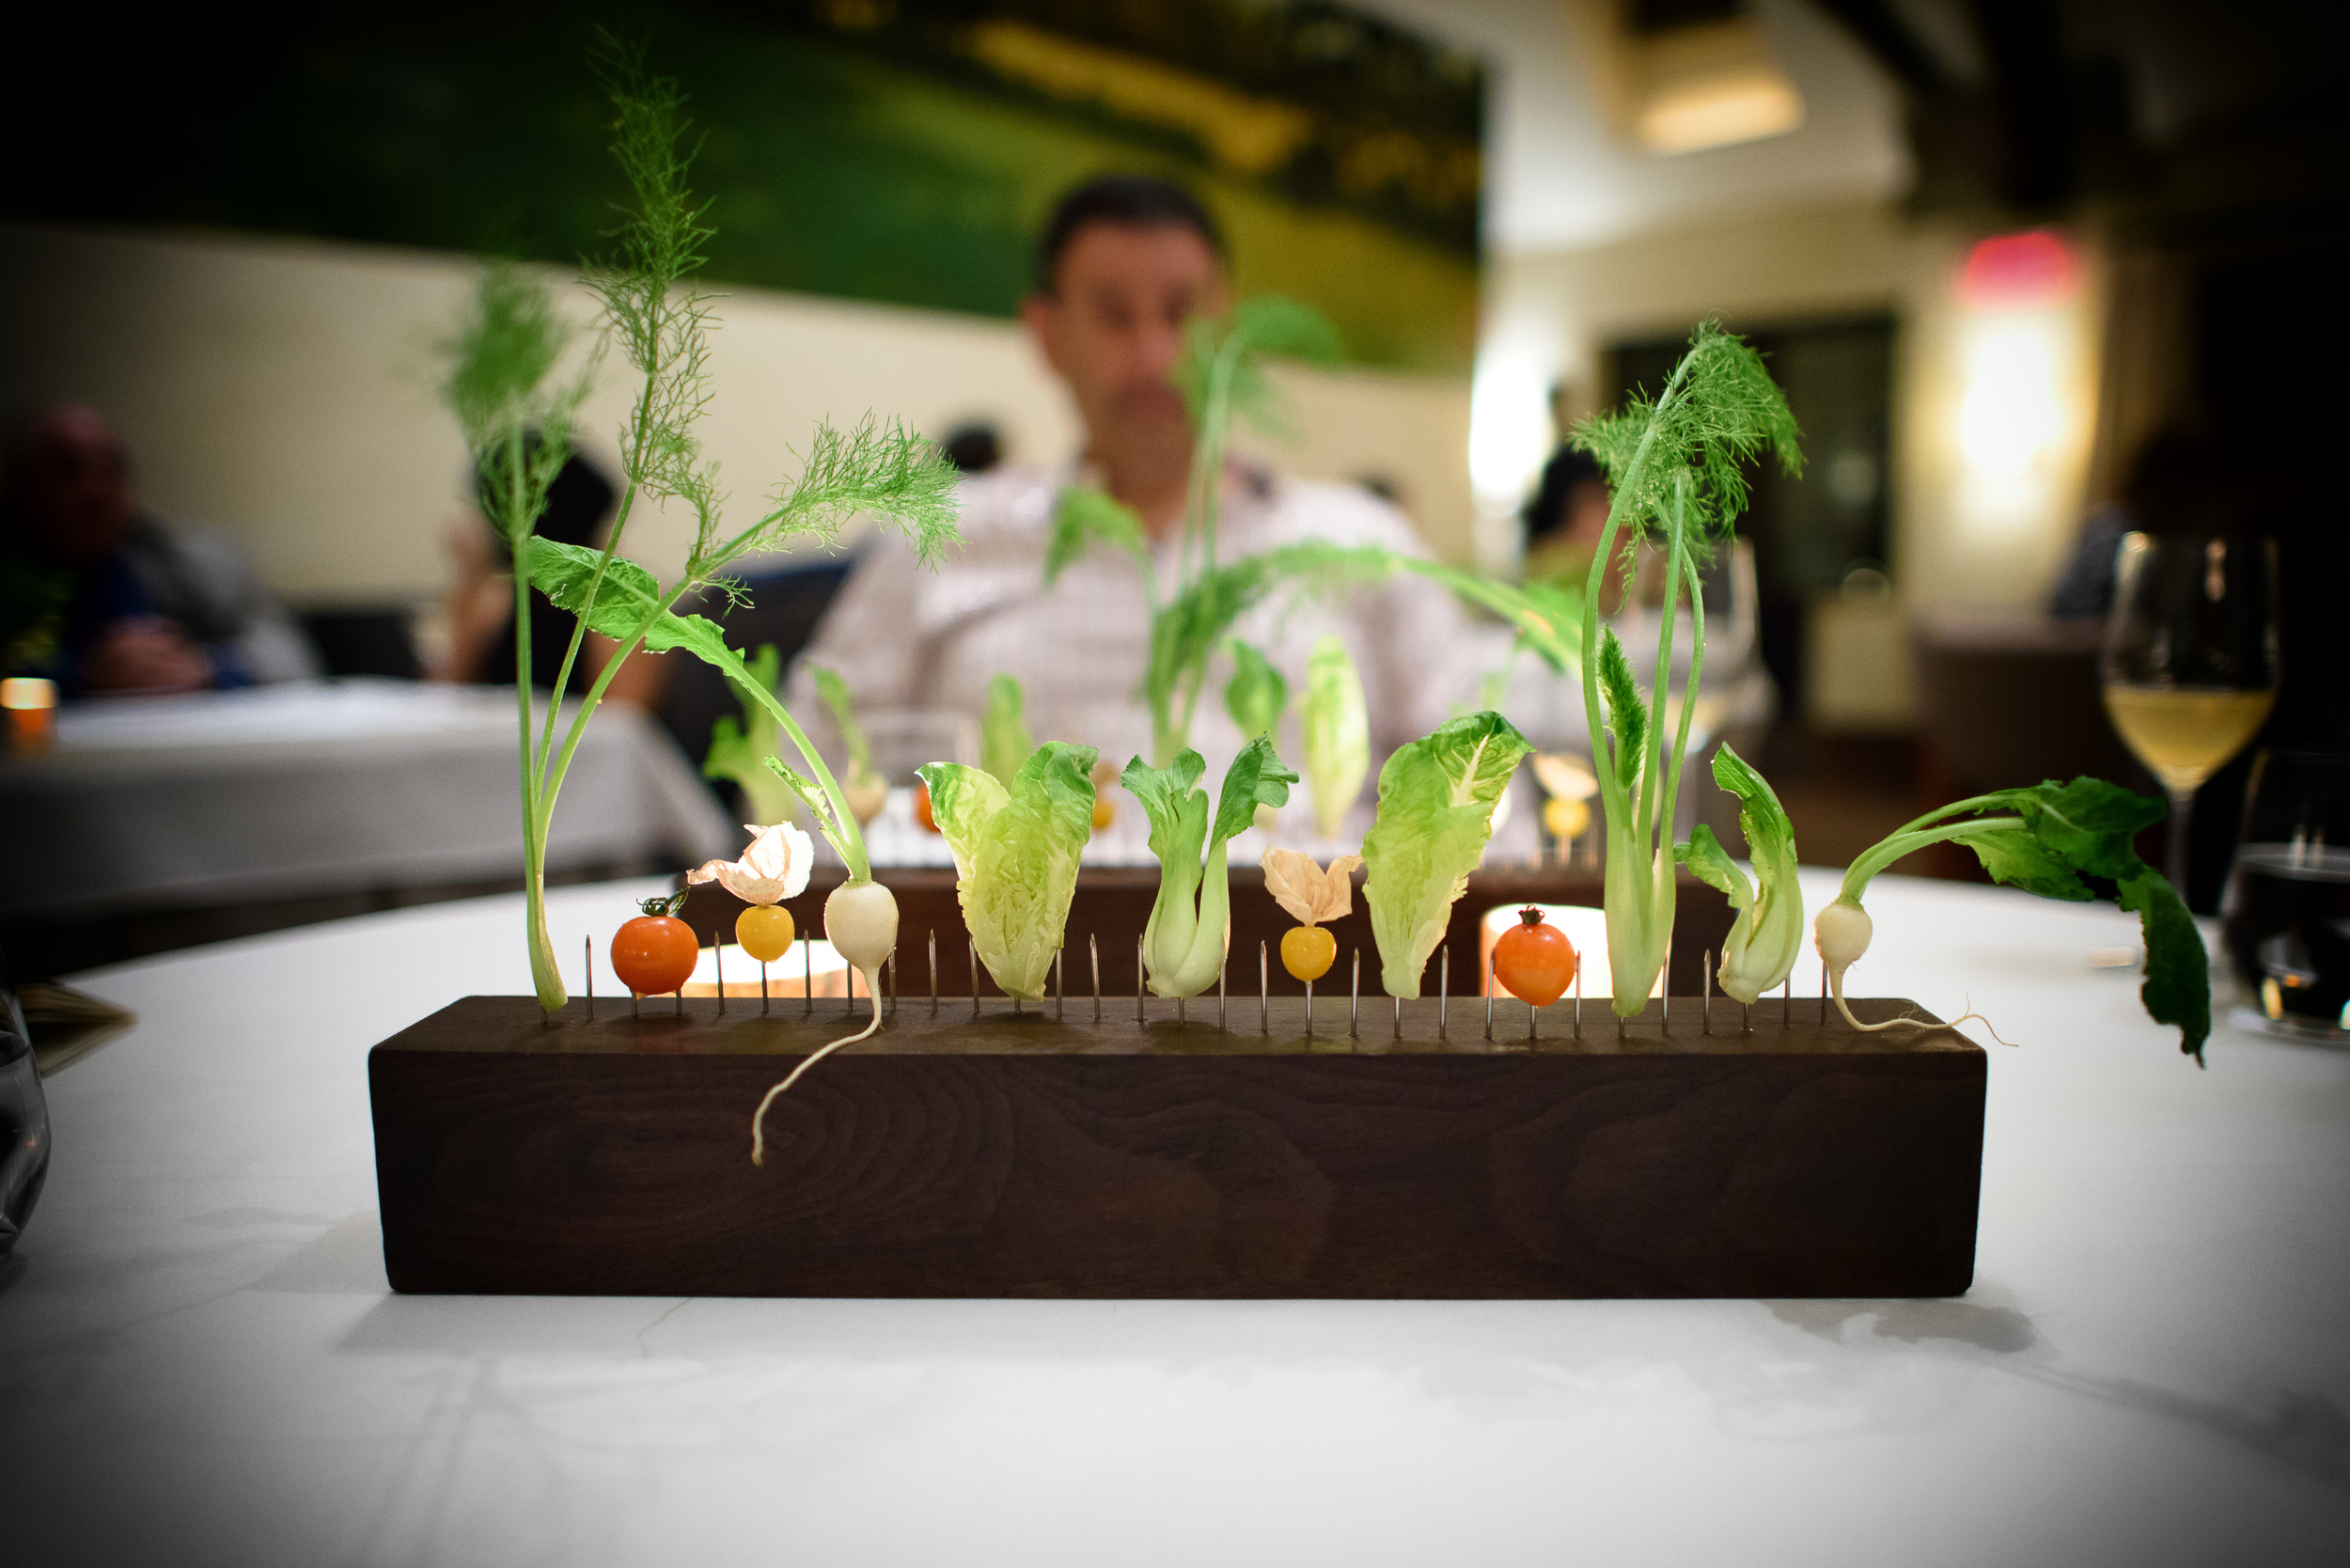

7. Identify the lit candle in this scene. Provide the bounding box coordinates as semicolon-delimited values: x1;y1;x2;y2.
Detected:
2;677;57;755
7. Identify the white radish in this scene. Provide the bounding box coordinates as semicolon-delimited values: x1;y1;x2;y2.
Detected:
1812;896;2009;1042
750;879;901;1163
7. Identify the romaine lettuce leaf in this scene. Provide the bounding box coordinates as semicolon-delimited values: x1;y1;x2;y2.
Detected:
1302;635;1369;839
1362;712;1532;998
917;742;1098;1001
1224;639;1288;742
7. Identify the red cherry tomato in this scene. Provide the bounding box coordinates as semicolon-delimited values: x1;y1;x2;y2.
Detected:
1493;906;1576;1008
613;891;698;996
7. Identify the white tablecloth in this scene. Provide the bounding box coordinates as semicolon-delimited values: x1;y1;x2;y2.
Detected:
0;681;736;918
2;872;2345;1566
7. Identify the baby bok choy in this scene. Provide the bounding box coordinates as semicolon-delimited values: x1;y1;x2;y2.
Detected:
1127;736;1298;998
916;743;1099;1002
1362;712;1532;998
1816;777;2210;1059
1674;744;1803;1004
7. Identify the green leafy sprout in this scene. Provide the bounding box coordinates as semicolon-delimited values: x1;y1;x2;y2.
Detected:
440;36;961;1011
1675;743;1802;1005
1568;321;1801;1017
1126;737;1299;998
701;643;802;827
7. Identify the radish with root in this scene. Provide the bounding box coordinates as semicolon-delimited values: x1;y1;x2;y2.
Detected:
749;880;900;1164
1819;777;2209;1060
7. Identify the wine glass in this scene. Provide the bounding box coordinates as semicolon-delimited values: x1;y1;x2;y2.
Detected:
2100;532;2281;893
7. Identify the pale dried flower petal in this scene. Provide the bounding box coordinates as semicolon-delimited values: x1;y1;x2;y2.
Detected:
686;821;813;905
1261;847;1361;926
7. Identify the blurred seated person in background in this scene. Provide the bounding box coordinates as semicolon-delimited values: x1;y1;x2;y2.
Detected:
1517;384;1614;588
429;446;666;709
0;404;318;695
788;175;1487;776
2049;419;2229;619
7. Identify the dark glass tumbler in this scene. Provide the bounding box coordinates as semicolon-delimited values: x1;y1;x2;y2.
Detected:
2220;750;2350;1036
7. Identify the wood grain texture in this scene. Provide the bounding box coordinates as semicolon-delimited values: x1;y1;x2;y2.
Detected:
371;994;1983;1299
680;866;1736;997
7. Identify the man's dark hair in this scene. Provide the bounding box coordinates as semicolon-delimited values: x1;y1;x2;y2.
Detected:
1035;175;1227;294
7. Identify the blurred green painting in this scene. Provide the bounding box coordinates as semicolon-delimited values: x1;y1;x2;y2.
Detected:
9;1;1482;375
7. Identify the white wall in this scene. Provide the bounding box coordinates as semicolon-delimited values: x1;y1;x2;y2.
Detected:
1;222;1475;604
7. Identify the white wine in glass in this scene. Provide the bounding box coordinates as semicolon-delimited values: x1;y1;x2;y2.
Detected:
2100;532;2282;893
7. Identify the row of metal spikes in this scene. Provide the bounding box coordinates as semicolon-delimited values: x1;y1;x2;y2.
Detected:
579;932;1838;1041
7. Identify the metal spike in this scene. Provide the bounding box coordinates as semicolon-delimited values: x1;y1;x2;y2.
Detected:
676;982;683;1017
714;934;726;1014
1349;949;1359;1042
1821;958;1829;1025
886;950;896;1021
1616;1011;1623;1042
968;938;979;1018
760;955;768;1016
1783;975;1792;1027
804;935;813;1016
1218;959;1227;1031
929;929;938;1014
632;989;639;1019
586;936;595;1022
1742;1000;1752;1036
1260;941;1269;1034
1702;951;1711;1035
1178;993;1185;1024
1574;961;1583;1040
1136;936;1146;1024
1306;978;1314;1037
1529;991;1538;1043
1660;951;1669;1035
1438;946;1449;1040
1394;992;1402;1041
1091;933;1102;1023
1483;953;1494;1043
1056;948;1065;1022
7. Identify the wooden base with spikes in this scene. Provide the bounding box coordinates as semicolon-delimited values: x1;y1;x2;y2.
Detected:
369;991;1984;1299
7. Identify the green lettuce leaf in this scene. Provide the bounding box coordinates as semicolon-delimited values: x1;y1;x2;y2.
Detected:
981;674;1033;787
1362;712;1532;997
1223;639;1288;743
1125;738;1296;998
1302;635;1369;839
918;743;1098;1001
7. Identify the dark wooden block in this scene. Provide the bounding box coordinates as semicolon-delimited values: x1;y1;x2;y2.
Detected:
370;992;1983;1299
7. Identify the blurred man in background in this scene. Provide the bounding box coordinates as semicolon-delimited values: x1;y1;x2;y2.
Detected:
0;404;315;695
787;174;1489;786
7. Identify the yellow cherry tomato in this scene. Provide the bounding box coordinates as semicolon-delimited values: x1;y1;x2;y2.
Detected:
1091;795;1115;830
1542;795;1590;841
735;904;796;964
1280;924;1336;983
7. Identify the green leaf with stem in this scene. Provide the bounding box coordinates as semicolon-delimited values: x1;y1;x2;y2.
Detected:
810;664;872;778
702;643;801;825
1223;638;1288;743
1676;743;1803;1004
1834;776;2209;1058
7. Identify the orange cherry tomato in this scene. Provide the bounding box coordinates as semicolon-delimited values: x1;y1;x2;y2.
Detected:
613;891;698;996
1493;906;1576;1008
1090;795;1115;830
1280;925;1336;982
915;781;940;833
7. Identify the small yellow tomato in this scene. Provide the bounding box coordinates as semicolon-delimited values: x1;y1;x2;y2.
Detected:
1280;924;1336;982
1091;795;1115;830
735;903;796;964
1542;795;1590;841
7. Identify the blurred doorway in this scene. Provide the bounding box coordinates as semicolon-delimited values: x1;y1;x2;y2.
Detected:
1604;315;1896;714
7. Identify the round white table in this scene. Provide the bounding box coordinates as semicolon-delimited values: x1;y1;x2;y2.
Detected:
3;871;2346;1566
